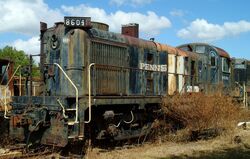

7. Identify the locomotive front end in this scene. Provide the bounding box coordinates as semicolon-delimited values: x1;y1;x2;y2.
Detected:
10;17;92;147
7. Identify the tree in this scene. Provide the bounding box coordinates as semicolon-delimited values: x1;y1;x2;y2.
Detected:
0;46;40;77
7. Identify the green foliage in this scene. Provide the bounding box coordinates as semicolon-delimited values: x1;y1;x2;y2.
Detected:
0;46;40;77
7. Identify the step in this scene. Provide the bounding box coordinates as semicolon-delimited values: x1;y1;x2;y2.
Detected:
68;135;77;139
67;121;76;125
66;108;76;111
68;135;84;139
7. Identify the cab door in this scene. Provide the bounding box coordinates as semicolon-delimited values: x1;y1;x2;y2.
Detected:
144;50;155;95
209;49;219;84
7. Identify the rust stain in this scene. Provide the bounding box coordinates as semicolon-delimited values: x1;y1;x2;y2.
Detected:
215;47;230;58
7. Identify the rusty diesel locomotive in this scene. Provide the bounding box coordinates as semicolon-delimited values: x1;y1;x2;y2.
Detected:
9;17;240;147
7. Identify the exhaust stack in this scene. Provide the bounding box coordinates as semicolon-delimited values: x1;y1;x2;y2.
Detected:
121;23;139;38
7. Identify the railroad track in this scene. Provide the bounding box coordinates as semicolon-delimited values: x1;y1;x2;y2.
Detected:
0;139;151;159
0;144;60;159
0;119;162;158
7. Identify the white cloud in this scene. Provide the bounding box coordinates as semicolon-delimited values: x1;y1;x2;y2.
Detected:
0;0;170;37
110;0;154;6
11;36;40;62
177;19;250;42
0;0;171;56
62;4;171;36
11;36;40;55
0;0;63;35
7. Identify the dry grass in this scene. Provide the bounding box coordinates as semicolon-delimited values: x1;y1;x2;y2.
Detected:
86;129;250;159
161;92;246;141
84;93;250;159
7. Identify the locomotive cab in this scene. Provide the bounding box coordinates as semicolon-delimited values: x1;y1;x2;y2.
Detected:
178;43;232;94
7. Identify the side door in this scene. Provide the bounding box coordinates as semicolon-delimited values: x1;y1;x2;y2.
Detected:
209;49;219;84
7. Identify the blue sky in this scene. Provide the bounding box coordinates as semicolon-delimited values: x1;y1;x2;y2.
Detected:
0;0;250;59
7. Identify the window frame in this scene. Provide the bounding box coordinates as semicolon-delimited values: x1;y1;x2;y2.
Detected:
210;50;217;67
195;45;206;54
222;57;230;73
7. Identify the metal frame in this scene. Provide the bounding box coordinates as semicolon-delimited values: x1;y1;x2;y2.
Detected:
53;63;79;123
85;63;95;123
4;65;21;119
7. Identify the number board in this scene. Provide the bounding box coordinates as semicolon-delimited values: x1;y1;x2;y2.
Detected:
64;17;92;28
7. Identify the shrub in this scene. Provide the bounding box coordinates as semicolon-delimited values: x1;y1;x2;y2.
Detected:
161;93;243;141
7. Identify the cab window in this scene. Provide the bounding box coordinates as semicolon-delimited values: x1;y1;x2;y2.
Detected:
222;57;230;73
195;45;206;54
210;51;217;67
0;64;8;85
179;45;192;52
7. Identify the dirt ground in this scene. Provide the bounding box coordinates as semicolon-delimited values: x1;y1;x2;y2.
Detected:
0;129;250;159
85;129;250;159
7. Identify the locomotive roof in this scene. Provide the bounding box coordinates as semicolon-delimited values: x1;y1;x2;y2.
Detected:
90;28;192;57
89;28;157;50
214;47;230;58
154;42;178;55
177;42;230;58
155;42;197;58
46;24;200;59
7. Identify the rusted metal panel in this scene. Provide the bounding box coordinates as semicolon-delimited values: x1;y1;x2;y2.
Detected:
91;28;127;44
91;22;109;31
176;56;185;93
184;50;198;60
94;65;128;95
66;29;90;96
168;54;176;95
43;23;64;96
90;42;128;67
125;36;140;47
41;117;68;147
215;46;230;58
154;43;181;95
140;40;156;50
125;36;156;50
9;115;25;141
64;29;87;96
176;48;188;57
155;42;176;55
90;41;129;95
158;52;168;95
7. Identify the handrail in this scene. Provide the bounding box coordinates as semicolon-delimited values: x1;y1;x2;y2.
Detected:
0;62;10;84
243;82;246;108
53;63;79;123
57;98;68;118
4;65;21;119
85;63;95;123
